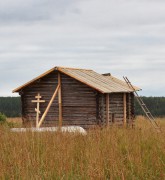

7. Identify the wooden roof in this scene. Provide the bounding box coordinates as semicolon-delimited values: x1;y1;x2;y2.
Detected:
13;66;141;93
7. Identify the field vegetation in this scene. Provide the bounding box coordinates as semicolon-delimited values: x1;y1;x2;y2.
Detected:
0;116;165;179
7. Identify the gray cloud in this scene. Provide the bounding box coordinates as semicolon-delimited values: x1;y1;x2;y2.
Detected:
0;0;165;96
0;0;77;23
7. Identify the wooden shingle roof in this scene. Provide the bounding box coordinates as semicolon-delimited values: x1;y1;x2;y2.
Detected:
13;66;141;93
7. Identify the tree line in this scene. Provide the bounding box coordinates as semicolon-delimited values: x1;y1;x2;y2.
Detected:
135;96;165;117
0;96;165;117
0;97;21;117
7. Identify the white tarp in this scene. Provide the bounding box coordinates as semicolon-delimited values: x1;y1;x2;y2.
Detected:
11;126;87;135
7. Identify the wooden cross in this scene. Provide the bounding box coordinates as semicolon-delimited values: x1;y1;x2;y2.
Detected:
32;93;45;127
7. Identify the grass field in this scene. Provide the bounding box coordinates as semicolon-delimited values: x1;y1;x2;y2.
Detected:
0;116;165;179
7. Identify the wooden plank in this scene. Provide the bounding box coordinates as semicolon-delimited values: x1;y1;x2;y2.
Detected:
106;94;110;127
37;84;60;128
32;100;45;103
58;73;63;128
35;95;42;99
123;93;127;127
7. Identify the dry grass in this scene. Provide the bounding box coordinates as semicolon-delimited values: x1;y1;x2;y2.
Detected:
7;117;22;124
0;116;165;179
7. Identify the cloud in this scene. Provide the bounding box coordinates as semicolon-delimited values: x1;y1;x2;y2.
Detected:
0;0;77;23
0;0;165;96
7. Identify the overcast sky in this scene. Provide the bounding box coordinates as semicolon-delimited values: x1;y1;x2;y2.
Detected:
0;0;165;96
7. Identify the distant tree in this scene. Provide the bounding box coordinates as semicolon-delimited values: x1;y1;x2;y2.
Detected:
135;96;165;117
0;97;21;117
0;113;6;123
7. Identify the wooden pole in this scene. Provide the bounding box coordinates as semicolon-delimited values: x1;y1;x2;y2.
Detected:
37;84;60;128
106;94;110;127
123;93;127;128
58;73;63;128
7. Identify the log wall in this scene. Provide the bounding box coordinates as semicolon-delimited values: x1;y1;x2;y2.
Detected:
61;73;98;129
21;71;98;128
99;92;135;126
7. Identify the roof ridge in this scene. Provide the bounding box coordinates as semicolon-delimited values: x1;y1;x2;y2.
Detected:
56;66;92;71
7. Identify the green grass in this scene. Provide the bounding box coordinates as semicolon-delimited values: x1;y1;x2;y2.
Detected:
0;116;165;179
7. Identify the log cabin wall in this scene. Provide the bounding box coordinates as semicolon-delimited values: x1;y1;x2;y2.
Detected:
61;73;98;129
21;71;98;128
98;93;124;126
98;93;135;126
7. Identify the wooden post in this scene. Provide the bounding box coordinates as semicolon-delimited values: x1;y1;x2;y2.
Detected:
100;94;105;125
58;73;63;128
106;94;110;127
37;85;60;128
32;93;45;127
123;93;127;128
